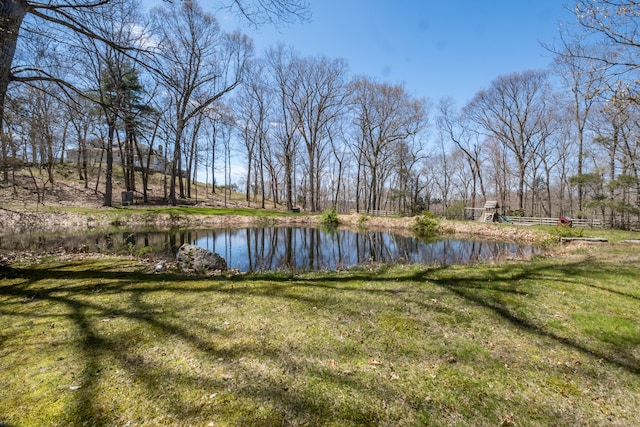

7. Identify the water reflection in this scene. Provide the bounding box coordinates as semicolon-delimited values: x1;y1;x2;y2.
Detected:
1;227;535;272
193;228;533;271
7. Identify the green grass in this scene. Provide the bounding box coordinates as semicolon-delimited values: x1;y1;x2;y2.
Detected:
34;205;298;217
533;225;637;243
1;244;639;426
131;206;296;217
25;206;304;233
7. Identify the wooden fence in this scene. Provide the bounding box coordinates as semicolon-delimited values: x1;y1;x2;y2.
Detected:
348;210;606;227
350;210;398;217
501;216;603;228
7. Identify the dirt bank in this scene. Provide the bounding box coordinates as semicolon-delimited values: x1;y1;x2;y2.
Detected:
339;213;547;244
0;208;551;247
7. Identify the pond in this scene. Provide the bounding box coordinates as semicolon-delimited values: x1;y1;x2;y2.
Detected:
1;226;536;272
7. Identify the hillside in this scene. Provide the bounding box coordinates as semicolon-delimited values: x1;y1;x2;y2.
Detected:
0;163;289;237
0;162;259;210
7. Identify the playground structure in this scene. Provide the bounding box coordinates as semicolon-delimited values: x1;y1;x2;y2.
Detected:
464;201;603;228
482;201;499;222
463;201;508;222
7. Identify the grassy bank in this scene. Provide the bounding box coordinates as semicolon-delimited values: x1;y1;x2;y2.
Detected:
1;234;639;426
1;206;312;237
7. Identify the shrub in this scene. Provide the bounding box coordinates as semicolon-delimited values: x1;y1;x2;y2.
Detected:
555;226;584;239
574;211;587;219
411;211;440;236
321;206;339;225
445;201;465;220
357;214;369;229
110;218;125;227
506;209;525;217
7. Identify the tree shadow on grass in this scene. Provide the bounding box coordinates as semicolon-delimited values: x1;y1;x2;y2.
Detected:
401;260;640;376
245;258;640;376
1;257;639;426
0;261;397;425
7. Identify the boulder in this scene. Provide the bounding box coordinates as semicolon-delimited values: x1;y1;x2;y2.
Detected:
176;244;227;273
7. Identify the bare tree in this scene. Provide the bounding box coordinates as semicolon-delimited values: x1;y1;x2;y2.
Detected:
134;106;162;203
591;85;640;227
223;0;310;26
438;97;486;212
206;101;235;204
552;34;609;212
535;128;562;217
553;114;578;216
464;70;554;212
551;1;640;222
266;44;300;211
150;1;252;205
327;124;348;211
17;83;66;202
1;0;129;145
288;54;348;212
0;0;308;131
432;133;453;215
350;78;426;212
0;92;23;186
65;94;94;188
183;110;205;199
71;0;146;206
573;0;640;76
233;58;271;207
0;0;309;206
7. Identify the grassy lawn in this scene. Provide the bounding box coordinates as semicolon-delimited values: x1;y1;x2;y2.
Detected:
1;233;639;426
34;206;299;218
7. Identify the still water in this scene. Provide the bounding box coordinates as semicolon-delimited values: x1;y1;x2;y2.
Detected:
1;227;535;272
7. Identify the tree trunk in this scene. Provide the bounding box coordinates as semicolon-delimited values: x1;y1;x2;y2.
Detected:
81;136;89;189
518;164;526;212
1;126;9;183
307;148;315;212
609;130;619;228
259;140;265;209
245;151;252;204
210;124;216;194
59;123;68;164
169;119;184;206
576;118;584;212
104;123;115;206
0;0;27;145
134;133;150;203
284;153;293;210
355;150;362;213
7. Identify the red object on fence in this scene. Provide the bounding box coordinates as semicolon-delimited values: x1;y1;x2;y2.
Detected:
557;216;572;227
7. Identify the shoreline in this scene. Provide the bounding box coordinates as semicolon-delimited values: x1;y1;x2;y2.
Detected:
1;207;551;245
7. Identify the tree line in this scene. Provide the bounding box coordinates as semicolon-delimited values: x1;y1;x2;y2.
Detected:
2;0;640;228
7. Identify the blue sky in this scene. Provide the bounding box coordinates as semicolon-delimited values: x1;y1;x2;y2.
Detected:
141;1;577;182
215;0;576;105
142;1;575;105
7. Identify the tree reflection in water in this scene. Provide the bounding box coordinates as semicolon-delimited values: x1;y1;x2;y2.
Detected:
1;227;535;272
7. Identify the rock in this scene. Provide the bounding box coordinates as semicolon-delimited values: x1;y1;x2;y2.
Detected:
176;244;227;273
154;262;165;272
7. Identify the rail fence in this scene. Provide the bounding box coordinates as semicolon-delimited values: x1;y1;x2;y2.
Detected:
349;210;399;217
347;210;607;228
502;216;603;228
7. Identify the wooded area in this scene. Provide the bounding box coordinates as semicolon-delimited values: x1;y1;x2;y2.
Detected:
1;0;640;228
